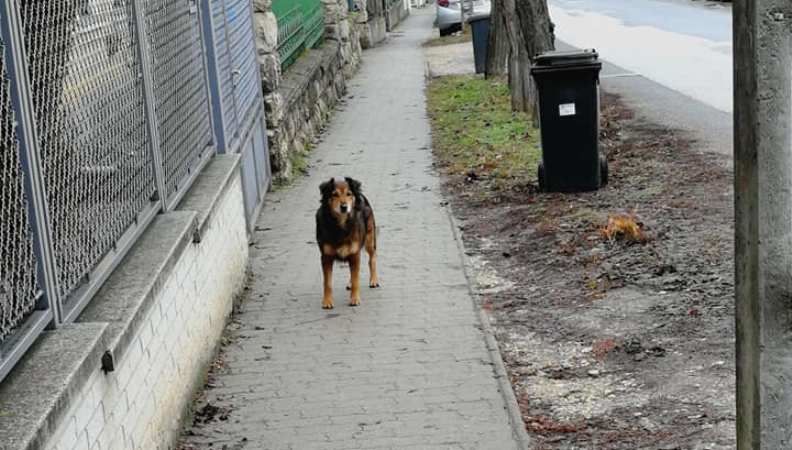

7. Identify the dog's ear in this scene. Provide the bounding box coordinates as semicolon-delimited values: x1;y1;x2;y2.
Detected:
345;177;362;204
319;178;334;202
345;177;362;194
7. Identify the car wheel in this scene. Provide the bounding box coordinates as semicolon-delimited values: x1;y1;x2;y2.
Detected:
439;27;453;37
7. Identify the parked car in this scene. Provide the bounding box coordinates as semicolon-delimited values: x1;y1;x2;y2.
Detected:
436;0;490;36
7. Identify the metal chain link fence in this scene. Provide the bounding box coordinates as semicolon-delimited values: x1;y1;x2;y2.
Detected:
144;0;213;202
0;37;39;343
273;0;325;71
16;0;156;302
0;0;268;382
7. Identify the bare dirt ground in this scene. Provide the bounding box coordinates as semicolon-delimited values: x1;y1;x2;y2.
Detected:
424;41;476;78
436;93;736;449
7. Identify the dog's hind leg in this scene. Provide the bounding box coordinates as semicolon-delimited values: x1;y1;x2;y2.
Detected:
366;218;380;288
322;255;335;309
349;253;361;306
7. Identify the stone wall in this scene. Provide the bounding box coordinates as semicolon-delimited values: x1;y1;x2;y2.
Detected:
323;0;364;79
355;0;387;49
253;0;280;96
385;0;409;31
254;0;363;182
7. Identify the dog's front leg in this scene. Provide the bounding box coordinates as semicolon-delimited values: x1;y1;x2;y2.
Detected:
349;253;361;306
322;255;335;309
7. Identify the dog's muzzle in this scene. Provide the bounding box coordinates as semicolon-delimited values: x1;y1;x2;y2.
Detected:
340;203;350;213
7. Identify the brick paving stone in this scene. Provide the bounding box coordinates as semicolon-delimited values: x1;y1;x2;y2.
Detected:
180;10;526;450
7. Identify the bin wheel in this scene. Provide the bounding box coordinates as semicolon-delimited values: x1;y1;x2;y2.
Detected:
599;155;608;187
537;163;546;192
440;24;459;37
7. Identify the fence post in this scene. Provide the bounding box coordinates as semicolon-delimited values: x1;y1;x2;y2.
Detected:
0;1;62;324
131;0;168;211
201;0;229;153
194;0;220;154
200;0;231;154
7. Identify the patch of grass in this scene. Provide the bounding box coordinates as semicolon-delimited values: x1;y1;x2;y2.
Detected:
272;143;314;191
426;75;541;191
292;149;310;176
422;31;472;47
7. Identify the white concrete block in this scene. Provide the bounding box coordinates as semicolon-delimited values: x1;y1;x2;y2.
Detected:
39;167;248;450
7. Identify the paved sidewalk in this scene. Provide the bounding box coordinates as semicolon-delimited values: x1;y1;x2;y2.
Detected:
180;10;526;450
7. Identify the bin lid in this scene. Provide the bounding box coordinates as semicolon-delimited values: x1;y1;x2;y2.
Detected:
466;12;491;23
533;49;599;67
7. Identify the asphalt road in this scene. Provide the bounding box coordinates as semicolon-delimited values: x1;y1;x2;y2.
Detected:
550;0;733;161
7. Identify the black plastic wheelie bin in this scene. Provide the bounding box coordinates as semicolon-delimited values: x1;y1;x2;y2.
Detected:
467;13;490;74
530;49;607;192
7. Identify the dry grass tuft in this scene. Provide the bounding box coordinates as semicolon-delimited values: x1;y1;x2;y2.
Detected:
601;214;646;243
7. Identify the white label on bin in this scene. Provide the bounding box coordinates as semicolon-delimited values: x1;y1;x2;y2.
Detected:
559;103;576;117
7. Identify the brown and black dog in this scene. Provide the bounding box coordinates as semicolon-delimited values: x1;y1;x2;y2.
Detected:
316;177;379;309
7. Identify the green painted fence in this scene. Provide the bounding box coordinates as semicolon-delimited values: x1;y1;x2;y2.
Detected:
272;0;325;71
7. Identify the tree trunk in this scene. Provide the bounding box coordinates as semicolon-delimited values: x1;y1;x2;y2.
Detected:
485;0;510;77
508;0;554;119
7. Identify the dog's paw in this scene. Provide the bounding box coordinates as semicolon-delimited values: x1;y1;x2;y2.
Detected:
349;297;361;307
369;280;380;288
345;284;351;291
322;299;335;309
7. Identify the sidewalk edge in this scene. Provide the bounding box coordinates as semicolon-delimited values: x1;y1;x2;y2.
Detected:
444;205;533;450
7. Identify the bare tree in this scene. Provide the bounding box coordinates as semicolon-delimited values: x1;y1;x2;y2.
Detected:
485;0;511;77
487;0;553;117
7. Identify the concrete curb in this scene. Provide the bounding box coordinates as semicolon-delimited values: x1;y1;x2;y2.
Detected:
443;205;533;450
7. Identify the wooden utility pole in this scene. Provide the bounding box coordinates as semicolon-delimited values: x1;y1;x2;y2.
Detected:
733;0;792;448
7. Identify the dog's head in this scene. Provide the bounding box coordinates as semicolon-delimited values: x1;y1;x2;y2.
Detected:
320;177;362;219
